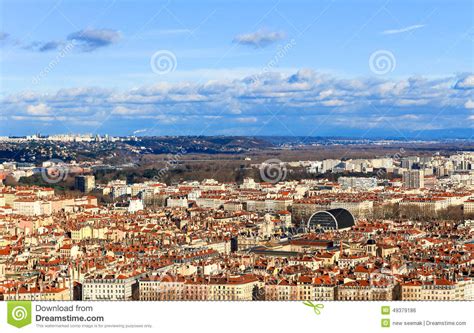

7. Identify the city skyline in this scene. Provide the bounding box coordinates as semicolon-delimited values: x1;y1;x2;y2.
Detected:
1;149;474;301
1;0;473;137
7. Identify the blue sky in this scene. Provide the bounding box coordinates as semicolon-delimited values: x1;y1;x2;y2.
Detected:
0;0;473;138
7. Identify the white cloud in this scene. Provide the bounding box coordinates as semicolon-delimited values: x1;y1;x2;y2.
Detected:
235;117;257;123
455;75;474;89
400;114;420;120
3;70;473;133
465;99;474;109
26;103;51;115
67;28;121;52
321;99;346;107
20;28;121;53
113;106;137;115
318;89;334;99
233;29;286;48
382;24;425;35
396;99;429;106
133;129;147;134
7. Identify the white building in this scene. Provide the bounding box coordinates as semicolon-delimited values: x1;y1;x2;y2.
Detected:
402;170;424;189
83;274;142;300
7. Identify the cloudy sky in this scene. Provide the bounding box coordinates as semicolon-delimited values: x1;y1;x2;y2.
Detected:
1;0;473;138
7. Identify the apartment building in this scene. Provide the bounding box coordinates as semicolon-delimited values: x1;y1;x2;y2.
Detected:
75;175;96;193
330;200;373;217
337;280;395;301
265;280;297;300
13;199;48;216
338;177;378;190
83;274;142;301
3;287;70;301
208;275;260;301
464;199;474;215
264;277;336;301
139;275;260;301
402;170;424;189
139;276;185;301
401;279;473;301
